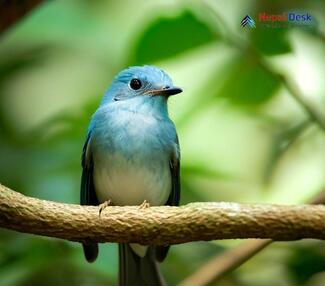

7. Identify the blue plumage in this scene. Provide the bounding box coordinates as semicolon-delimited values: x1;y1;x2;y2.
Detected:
80;65;182;286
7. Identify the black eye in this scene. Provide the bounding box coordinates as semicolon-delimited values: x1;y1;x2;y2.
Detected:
129;78;142;90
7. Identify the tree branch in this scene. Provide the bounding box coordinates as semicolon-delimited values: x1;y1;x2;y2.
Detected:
178;191;325;286
0;184;324;244
0;0;43;33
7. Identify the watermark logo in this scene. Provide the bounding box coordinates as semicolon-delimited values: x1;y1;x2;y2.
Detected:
241;15;256;28
241;12;316;29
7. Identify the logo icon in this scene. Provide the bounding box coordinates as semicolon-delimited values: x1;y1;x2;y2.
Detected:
241;15;256;28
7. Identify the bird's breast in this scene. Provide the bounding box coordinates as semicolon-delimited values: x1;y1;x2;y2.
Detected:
92;110;175;206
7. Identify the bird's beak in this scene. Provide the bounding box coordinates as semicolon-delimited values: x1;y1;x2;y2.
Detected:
147;86;183;97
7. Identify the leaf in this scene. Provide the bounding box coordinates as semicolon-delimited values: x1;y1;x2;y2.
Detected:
130;11;217;64
217;57;280;105
250;28;291;55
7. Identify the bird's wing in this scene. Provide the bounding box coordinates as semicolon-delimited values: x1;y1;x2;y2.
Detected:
155;136;180;262
80;131;99;262
166;141;180;207
80;131;98;206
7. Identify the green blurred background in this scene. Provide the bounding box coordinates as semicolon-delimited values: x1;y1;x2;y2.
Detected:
0;0;325;285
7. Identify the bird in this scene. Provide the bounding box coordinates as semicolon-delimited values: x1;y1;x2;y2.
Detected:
80;65;182;286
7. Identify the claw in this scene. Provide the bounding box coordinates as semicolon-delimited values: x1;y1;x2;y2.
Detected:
98;199;111;218
138;200;150;210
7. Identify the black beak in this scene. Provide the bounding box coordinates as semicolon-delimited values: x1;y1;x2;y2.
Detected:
148;86;183;97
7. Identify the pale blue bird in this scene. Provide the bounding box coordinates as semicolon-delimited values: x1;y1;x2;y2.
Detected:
80;65;182;286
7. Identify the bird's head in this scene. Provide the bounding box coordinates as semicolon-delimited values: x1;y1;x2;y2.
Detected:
101;65;182;104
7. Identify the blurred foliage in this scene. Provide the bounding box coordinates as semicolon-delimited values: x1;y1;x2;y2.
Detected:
250;28;292;55
130;10;216;64
287;241;325;286
0;0;325;285
217;56;281;105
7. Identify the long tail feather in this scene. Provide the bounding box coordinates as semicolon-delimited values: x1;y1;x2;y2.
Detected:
119;244;165;286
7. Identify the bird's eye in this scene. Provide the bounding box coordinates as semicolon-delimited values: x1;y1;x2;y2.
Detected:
129;78;142;90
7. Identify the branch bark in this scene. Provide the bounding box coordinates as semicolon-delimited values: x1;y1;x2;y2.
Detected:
0;184;325;244
178;191;325;286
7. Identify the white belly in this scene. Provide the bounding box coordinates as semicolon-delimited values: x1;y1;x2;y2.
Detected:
93;153;171;206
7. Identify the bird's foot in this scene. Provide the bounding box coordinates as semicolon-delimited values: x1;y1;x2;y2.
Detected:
98;199;111;218
138;200;150;210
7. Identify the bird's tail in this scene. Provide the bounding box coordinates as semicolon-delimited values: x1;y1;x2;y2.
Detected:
82;243;98;263
119;243;166;286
